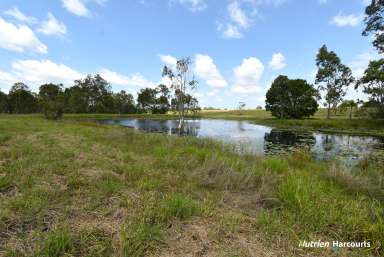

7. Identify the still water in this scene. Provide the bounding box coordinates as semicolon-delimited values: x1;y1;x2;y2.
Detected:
99;118;384;164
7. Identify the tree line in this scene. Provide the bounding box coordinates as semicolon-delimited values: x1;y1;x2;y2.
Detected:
0;66;200;120
266;0;384;119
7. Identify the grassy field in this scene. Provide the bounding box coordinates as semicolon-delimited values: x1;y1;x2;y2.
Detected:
0;115;383;257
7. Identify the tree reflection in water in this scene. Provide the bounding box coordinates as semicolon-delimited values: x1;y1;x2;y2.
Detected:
97;118;384;164
264;129;316;154
133;119;201;136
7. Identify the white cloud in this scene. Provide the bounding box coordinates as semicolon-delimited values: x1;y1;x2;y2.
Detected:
318;0;328;4
0;70;17;92
38;13;67;37
330;13;364;27
218;1;254;39
0;59;83;92
3;7;37;24
0;60;158;94
228;1;250;29
349;52;378;79
170;0;207;12
99;68;156;89
232;57;264;94
194;54;228;88
269;52;287;70
193;92;204;98
11;60;83;89
158;54;177;69
0;17;47;54
207;89;220;96
62;0;90;17
219;23;243;39
243;0;287;8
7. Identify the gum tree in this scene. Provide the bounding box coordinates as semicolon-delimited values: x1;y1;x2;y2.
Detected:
315;45;354;119
363;0;384;53
162;58;198;129
357;59;384;117
359;0;384;117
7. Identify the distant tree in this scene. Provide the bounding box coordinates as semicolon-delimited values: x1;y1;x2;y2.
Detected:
137;88;157;113
315;45;354;119
0;91;8;113
238;102;246;110
64;86;87;113
154;84;171;114
73;74;114;113
170;90;200;115
8;82;38;114
39;83;65;120
114;90;136;114
356;58;384;117
185;94;200;115
362;0;384;53
237;102;246;115
162;58;198;129
266;75;319;119
256;106;263;110
338;100;358;120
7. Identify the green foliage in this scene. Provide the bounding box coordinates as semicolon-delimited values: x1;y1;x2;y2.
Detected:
315;45;354;119
137;87;157;113
265;75;318;119
357;58;384;117
7;82;38;114
362;0;384;53
70;74;115;113
0;90;8;113
39;83;64;120
137;84;175;114
170;90;200;115
0;74;198;116
338;100;358;119
114;90;136;114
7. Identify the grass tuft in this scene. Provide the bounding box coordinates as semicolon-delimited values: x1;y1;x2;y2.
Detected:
40;227;74;257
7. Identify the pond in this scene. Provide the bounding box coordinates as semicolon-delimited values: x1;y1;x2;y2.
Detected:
98;118;384;165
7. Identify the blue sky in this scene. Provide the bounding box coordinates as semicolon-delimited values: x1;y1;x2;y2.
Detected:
0;0;377;108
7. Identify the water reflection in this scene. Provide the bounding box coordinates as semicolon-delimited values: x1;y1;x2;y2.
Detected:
264;129;316;154
98;118;384;163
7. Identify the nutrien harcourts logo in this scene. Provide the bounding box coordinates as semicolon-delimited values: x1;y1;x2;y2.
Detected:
299;240;371;249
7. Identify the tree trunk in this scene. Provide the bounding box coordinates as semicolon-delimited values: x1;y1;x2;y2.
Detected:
327;103;331;119
349;106;353;120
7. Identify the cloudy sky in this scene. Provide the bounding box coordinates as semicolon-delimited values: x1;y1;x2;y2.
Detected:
0;0;377;108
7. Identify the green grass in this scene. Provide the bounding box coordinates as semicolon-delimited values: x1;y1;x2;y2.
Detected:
0;114;383;256
40;227;74;257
